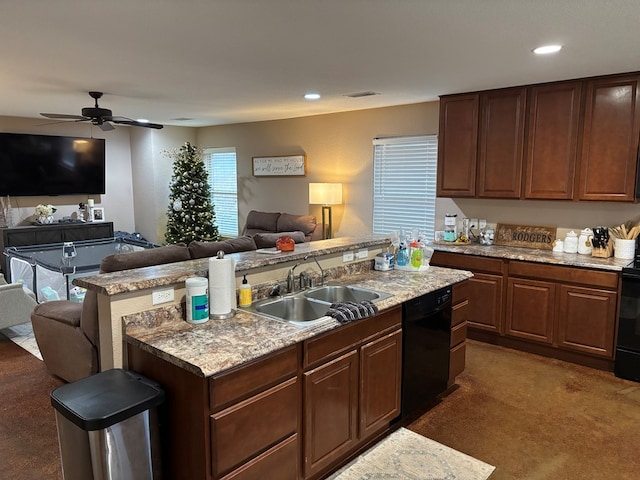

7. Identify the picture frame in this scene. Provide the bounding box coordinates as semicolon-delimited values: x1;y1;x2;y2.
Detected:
90;206;105;222
252;155;306;177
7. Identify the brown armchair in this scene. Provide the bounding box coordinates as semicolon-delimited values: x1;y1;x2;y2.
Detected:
31;244;191;382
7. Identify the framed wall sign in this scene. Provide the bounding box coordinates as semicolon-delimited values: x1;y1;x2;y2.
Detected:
252;155;306;177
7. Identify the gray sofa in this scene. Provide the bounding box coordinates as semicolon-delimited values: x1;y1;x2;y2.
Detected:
242;210;323;246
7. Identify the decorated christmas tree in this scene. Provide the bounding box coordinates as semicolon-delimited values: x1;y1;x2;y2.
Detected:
165;142;220;244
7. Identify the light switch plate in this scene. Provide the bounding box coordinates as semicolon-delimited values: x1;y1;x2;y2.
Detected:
479;219;487;229
343;251;355;262
357;248;368;259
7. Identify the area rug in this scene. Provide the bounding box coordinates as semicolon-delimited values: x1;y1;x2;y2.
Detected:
328;427;495;480
0;321;42;359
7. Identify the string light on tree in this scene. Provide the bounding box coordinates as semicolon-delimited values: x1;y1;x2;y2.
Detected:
164;142;220;244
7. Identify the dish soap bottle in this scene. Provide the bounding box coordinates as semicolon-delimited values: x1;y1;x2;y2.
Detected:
239;274;252;307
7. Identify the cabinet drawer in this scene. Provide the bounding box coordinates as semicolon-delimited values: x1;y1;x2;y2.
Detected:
508;261;618;289
432;251;505;275
210;345;299;410
211;377;299;477
220;434;298;480
452;280;469;304
449;342;466;380
452;299;468;327
451;322;467;348
304;306;401;368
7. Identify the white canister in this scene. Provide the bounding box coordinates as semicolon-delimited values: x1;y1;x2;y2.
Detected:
563;231;578;253
186;276;209;324
614;238;636;260
578;228;593;255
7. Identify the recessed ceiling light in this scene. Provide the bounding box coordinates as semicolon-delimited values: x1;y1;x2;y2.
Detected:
304;93;321;100
533;45;562;55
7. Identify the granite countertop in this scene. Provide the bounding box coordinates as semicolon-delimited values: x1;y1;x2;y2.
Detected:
432;242;633;272
75;235;391;296
124;265;473;378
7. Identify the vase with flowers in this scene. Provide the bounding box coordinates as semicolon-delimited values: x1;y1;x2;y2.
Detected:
35;204;57;224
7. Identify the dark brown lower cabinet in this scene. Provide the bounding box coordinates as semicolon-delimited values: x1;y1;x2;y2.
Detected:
448;280;469;387
506;277;555;344
127;306;403;480
304;351;359;479
302;307;402;480
431;251;620;370
557;284;617;358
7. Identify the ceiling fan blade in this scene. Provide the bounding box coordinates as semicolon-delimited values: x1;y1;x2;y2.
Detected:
41;113;87;120
112;119;164;129
99;121;115;131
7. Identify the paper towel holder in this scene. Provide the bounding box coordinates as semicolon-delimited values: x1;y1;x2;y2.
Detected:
208;251;237;320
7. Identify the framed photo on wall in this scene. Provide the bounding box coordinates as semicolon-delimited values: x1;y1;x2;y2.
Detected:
91;207;105;222
252;155;306;177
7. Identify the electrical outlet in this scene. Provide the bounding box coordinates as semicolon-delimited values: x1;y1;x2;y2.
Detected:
470;218;478;231
343;251;355;262
479;219;487;229
152;287;174;305
357;248;369;259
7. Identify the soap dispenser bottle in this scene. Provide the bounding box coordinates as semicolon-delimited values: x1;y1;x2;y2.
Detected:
239;275;252;307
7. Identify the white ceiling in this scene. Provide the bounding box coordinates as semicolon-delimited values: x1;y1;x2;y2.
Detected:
1;0;639;128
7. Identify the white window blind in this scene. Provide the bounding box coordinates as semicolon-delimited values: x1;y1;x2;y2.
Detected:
203;147;238;237
372;135;438;241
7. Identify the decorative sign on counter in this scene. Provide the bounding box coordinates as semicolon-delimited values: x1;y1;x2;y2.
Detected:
494;223;556;250
252;155;306;177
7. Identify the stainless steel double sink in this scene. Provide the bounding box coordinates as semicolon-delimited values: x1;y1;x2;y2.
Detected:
246;284;393;324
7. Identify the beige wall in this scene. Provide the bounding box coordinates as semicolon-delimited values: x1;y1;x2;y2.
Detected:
130;126;196;243
196;102;440;237
4;102;640;244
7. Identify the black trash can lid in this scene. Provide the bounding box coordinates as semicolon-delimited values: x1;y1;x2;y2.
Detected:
51;369;165;431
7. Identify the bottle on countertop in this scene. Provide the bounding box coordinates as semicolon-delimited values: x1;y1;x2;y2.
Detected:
396;240;409;266
238;274;252;307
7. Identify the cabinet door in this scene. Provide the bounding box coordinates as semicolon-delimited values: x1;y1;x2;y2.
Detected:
477;87;526;198
506;278;555;344
359;329;402;441
525;81;582;199
579;74;640;201
437;94;479;197
467;273;503;333
304;350;358;479
556;285;617;358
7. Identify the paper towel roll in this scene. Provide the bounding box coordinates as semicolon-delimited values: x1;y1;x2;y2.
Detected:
208;256;236;318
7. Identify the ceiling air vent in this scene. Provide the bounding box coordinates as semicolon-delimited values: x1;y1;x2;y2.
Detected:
343;91;380;98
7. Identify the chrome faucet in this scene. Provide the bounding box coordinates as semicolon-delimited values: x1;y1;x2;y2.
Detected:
286;262;302;293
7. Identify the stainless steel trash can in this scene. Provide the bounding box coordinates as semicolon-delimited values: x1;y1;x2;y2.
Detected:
51;368;164;480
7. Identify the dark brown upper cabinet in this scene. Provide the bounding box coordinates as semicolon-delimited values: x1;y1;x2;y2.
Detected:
524;82;583;200
477;87;527;198
437;94;479;197
437;72;640;202
578;74;640;201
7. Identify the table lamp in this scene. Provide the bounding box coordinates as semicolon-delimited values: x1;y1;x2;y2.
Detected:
309;183;343;239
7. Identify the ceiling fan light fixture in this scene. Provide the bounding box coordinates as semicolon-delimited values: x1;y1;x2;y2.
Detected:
304;92;321;100
136;118;149;123
533;44;562;55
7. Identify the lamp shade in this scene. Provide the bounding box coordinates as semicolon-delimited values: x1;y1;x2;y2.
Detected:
309;183;343;205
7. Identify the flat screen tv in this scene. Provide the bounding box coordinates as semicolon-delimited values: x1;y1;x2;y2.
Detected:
0;132;106;196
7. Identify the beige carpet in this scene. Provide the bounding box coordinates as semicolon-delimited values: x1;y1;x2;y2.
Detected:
329;428;495;480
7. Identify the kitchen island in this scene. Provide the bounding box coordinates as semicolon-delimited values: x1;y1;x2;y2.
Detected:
74;235;472;480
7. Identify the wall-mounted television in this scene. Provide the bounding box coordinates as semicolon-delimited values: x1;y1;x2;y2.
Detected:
0;132;106;196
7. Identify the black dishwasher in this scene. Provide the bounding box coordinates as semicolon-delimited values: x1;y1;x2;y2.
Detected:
399;286;452;423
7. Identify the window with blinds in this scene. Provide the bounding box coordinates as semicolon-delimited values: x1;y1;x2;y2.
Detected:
372;135;438;241
203;147;238;237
